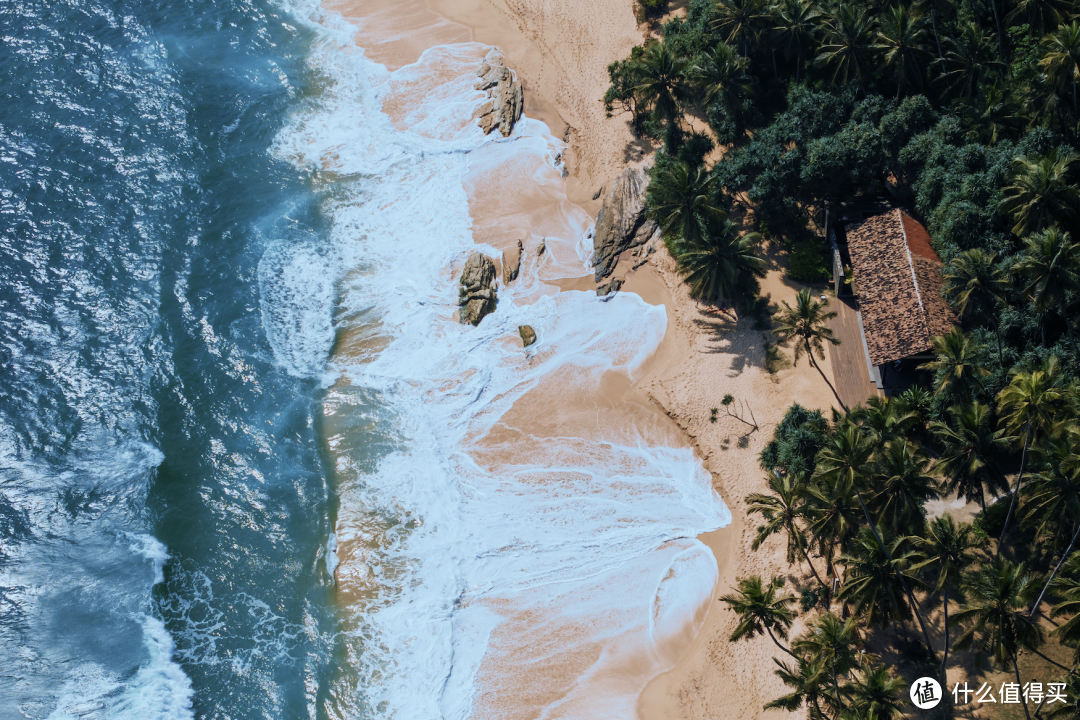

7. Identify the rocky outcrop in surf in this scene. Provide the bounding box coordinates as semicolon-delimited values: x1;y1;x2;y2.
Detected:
459;252;497;326
590;168;653;281
518;324;536;347
474;50;523;138
503;239;523;284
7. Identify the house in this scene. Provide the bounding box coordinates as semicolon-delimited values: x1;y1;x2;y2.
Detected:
832;208;958;390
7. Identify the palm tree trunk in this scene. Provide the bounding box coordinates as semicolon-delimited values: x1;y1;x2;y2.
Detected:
930;4;943;60
766;626;800;659
1061;295;1075;343
1031;521;1080;619
854;491;936;661
997;424;1032;554
941;594;950;676
995;317;1004;368
806;341;848;412
795;530;828;588
991;0;1006;62
1015;656;1033;720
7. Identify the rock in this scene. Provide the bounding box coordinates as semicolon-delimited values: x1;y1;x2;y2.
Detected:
590;168;649;281
503;239;523;284
592;186;604;201
536;240;546;256
632;223;663;270
459;252;498;325
597;277;624;298
518;324;536;347
473;50;523;138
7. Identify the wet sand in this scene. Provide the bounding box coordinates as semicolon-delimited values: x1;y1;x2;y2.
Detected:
320;0;845;717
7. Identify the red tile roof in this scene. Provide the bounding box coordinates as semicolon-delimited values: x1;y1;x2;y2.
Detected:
846;210;958;366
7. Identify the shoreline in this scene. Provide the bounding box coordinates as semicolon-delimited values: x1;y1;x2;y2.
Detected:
322;0;845;716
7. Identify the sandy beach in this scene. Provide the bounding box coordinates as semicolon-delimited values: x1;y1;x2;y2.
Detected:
322;0;845;716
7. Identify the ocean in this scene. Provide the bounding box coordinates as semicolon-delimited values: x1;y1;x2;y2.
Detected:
0;0;728;717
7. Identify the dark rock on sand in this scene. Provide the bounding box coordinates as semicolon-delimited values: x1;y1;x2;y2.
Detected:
596;277;624;298
590;168;650;281
536;240;546;256
474;50;523;138
503;239;523;284
518;324;536;347
459;252;498;326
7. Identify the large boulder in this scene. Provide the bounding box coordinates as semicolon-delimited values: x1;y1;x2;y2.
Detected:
518;324;536;347
459;252;498;326
474;50;523;138
590;168;651;281
503;239;523;284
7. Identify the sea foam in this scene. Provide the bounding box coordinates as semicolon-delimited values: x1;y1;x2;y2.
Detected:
271;9;730;718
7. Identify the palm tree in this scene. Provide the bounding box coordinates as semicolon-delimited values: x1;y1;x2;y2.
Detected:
1009;0;1073;38
1045;671;1080;717
996;356;1068;546
958;81;1022;145
646;160;724;247
851;396;902;444
841;660;906;720
766;655;832;720
943;248;1009;366
870;440;940;535
771;0;821;82
919;328;990;405
931;402;1012;509
633;41;688;132
692;42;752;113
806;469;866;582
1000;149;1080;237
935;22;1004;99
875;4;931;97
1023;431;1080;616
747;471;826;586
838;527;923;629
954;557;1045;720
793;612;860;708
773;289;844;410
671;216;766;307
815;4;878;86
1013;226;1080;343
1050;553;1080;661
1041;22;1080;133
712;0;770;57
720;575;799;658
910;515;978;676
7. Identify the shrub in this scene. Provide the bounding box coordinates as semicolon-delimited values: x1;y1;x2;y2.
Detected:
785;235;831;282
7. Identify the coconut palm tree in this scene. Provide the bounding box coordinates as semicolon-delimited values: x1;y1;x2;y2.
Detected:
1009;0;1073;38
1050;553;1080;661
850;396;902;444
919;328;991;405
815;4;878;86
773;289;843;410
646;159;724;247
869;439;940;535
919;0;955;59
805;468;866;581
838;527;923;629
793;612;860;709
943;248;1009;366
1013;225;1080;343
1041;22;1080;133
671;216;765;307
633;41;689;132
841;660;907;720
771;0;821;82
996;356;1068;546
1023;430;1080;616
875;4;932;97
931;402;1012;509
1000;149;1080;237
720;575;799;658
765;655;833;720
958;81;1022;145
935;22;1004;99
712;0;770;57
910;515;978;676
692;42;752;113
747;470;827;586
954;557;1045;720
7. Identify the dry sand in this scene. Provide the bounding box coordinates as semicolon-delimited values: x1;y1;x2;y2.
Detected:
322;0;849;716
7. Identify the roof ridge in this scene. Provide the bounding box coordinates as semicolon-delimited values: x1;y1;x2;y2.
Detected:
897;209;926;315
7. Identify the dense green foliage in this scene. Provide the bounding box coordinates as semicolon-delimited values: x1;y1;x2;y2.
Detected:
605;0;1080;712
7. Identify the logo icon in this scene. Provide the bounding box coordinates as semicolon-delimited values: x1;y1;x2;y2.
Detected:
911;677;942;709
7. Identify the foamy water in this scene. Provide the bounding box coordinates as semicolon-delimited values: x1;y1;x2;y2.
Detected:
268;7;730;717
